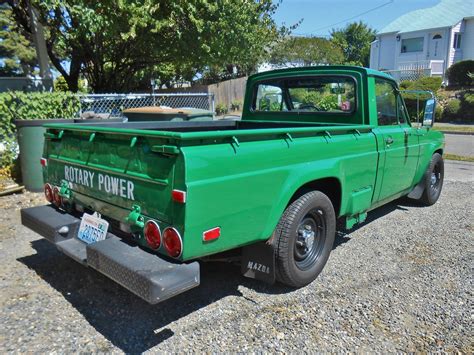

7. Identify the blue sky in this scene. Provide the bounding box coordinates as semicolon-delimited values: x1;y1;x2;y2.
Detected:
273;0;440;36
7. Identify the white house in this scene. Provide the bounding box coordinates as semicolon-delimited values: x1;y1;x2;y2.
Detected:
370;0;474;81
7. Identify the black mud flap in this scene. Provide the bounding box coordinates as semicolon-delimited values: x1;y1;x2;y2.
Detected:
21;205;200;304
241;242;275;284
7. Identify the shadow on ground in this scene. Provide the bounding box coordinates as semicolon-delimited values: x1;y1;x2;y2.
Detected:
17;197;420;352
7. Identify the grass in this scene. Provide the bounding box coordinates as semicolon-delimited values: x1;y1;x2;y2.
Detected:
433;125;474;133
444;154;474;162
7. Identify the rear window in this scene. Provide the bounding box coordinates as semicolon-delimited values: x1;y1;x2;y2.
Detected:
252;76;356;114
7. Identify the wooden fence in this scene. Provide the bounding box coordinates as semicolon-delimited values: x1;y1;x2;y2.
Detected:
207;76;247;110
157;76;247;112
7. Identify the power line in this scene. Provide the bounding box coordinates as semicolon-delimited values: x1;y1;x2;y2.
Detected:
296;0;394;35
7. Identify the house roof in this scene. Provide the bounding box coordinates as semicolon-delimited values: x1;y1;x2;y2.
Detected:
378;0;474;35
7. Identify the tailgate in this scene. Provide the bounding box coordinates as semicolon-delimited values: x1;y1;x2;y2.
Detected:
43;126;179;223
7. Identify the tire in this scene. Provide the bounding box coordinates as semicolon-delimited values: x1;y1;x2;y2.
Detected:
419;153;444;206
274;191;336;287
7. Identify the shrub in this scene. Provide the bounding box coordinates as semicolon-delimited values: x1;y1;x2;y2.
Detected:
446;60;474;86
230;99;242;111
401;76;442;93
459;92;474;122
442;98;461;120
215;103;228;115
0;91;80;169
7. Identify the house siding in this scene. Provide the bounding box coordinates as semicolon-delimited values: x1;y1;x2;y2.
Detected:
448;21;463;67
462;18;474;60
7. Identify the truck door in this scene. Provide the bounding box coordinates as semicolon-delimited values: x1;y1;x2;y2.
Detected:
373;78;419;202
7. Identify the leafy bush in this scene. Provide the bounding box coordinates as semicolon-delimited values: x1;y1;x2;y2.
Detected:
400;76;442;93
215;103;228;115
446;60;474;86
230;99;242;111
442;98;461;120
0;91;80;169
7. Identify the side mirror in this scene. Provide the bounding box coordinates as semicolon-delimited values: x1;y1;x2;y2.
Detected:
423;98;436;127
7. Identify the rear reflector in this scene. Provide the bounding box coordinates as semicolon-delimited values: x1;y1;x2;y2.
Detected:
40;158;47;167
203;227;221;242
44;183;53;203
52;186;62;207
163;227;183;258
144;220;161;249
171;190;186;203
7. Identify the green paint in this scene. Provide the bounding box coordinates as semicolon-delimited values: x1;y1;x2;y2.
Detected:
41;66;444;261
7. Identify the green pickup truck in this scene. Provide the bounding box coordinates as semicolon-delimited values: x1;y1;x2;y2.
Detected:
21;66;444;304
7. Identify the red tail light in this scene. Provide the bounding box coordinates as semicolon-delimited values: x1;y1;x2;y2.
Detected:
171;189;186;203
144;220;161;249
44;183;53;203
52;186;62;207
40;158;47;167
163;227;183;258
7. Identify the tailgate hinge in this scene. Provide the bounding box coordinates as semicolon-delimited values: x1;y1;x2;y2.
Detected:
151;144;180;155
44;130;64;140
126;204;145;230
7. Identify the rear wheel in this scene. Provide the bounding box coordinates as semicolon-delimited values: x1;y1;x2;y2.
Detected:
274;191;336;287
419;153;444;206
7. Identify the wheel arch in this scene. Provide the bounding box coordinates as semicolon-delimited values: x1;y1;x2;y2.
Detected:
287;177;342;217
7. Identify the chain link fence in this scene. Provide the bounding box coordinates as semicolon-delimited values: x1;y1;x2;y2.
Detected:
382;68;431;82
77;93;215;118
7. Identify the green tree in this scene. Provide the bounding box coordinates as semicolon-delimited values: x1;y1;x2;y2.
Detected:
330;21;376;67
6;0;289;92
269;36;344;67
0;6;36;76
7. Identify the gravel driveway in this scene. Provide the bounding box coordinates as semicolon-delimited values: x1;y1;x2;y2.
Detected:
1;161;472;353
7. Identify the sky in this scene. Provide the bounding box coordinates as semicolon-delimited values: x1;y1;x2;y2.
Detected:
273;0;441;36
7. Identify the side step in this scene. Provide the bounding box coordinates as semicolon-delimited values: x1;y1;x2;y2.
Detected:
21;205;200;304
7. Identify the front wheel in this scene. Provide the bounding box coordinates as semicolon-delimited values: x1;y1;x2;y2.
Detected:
274;191;336;287
419;153;444;206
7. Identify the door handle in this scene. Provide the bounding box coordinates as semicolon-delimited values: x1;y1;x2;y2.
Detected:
385;137;394;145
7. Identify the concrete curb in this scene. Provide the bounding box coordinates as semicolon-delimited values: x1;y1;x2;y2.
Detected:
439;130;474;136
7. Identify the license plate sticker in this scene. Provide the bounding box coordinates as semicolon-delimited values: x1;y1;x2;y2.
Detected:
77;213;109;244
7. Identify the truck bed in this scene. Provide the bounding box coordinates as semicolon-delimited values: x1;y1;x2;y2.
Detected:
45;120;372;143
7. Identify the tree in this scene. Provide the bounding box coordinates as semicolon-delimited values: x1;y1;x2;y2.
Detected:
5;0;289;92
0;6;36;76
269;36;344;67
330;21;376;67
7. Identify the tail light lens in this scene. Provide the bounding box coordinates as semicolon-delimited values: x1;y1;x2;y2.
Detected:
52;186;62;207
163;227;183;258
44;183;53;203
144;220;161;249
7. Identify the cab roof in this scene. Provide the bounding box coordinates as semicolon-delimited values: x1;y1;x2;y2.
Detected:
249;65;395;82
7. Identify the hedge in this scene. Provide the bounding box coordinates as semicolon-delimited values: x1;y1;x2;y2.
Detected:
0;91;80;169
399;77;442;121
446;60;474;86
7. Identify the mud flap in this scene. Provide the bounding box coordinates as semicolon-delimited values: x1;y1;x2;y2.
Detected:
241;242;275;284
407;180;425;199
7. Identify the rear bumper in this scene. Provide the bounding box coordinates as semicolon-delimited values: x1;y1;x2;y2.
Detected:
21;205;200;304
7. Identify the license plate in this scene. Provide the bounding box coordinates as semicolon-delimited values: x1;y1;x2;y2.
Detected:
77;213;109;244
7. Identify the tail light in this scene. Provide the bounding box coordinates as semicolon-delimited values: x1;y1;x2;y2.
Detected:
52;186;62;207
44;183;53;203
144;220;161;249
163;227;183;258
171;189;186;203
40;158;47;167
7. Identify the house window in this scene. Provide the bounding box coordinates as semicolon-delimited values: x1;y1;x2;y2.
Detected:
401;37;424;53
433;34;442;39
453;33;462;49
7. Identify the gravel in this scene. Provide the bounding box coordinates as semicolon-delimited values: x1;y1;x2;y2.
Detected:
0;162;472;353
